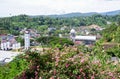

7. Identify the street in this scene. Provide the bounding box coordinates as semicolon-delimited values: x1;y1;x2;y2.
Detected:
0;50;23;64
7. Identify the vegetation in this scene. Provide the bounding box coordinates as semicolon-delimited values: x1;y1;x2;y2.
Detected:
102;24;119;42
106;46;120;58
0;55;29;79
0;14;120;35
0;45;120;79
36;36;74;49
0;13;120;79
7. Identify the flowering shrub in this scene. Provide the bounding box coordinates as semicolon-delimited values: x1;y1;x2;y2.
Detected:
14;46;120;79
1;45;120;79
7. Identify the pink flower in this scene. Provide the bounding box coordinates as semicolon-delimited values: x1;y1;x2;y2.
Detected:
80;59;85;63
65;63;70;68
80;68;83;72
53;70;56;75
57;77;60;79
55;62;58;67
55;57;59;62
35;76;38;79
77;76;81;79
35;71;38;75
108;72;113;77
91;75;95;79
84;77;86;79
112;77;115;79
50;76;54;79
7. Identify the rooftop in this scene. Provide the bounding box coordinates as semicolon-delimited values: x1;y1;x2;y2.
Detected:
75;36;96;41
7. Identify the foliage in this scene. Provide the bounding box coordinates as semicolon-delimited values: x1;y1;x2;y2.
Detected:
15;50;53;79
12;46;120;79
36;36;74;49
0;14;120;35
102;23;120;43
0;45;120;79
101;23;120;58
106;46;120;58
16;37;24;46
0;55;29;79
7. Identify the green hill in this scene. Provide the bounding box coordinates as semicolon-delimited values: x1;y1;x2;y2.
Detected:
0;13;120;35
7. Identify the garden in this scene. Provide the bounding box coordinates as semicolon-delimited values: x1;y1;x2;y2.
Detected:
0;44;120;79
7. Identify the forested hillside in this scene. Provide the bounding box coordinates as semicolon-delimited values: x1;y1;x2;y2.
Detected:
0;14;120;35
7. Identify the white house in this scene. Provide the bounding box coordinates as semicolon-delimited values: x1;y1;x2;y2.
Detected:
0;35;21;50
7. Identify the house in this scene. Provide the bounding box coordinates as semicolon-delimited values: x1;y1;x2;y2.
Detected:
20;28;40;38
0;35;21;50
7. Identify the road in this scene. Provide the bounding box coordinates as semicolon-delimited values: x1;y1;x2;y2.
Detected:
0;50;23;64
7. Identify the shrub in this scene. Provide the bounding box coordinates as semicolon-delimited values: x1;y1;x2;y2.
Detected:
106;46;120;58
16;47;120;79
36;36;74;49
0;55;29;79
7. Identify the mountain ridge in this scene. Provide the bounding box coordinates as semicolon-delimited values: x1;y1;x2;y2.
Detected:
30;10;120;18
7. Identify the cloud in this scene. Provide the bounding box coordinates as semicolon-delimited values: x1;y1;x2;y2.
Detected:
0;0;120;16
104;0;119;1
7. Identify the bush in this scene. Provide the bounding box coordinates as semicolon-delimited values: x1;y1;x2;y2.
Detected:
37;36;74;49
0;55;29;79
106;46;120;58
1;45;120;79
16;46;120;79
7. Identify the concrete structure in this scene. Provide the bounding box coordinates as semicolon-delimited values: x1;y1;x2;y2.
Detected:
75;36;96;45
70;29;96;45
70;29;76;42
75;36;96;41
24;31;30;49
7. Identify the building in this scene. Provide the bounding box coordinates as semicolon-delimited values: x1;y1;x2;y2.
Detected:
0;35;21;50
24;31;30;49
75;36;96;45
70;29;96;45
70;29;76;42
20;28;40;38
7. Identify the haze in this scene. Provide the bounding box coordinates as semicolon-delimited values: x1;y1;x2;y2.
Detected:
0;0;120;17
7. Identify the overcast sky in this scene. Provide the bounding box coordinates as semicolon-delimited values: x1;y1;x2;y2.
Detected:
0;0;120;17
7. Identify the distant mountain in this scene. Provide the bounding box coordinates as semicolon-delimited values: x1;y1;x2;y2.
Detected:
47;12;98;18
48;12;82;18
101;10;120;16
30;10;120;18
30;12;98;18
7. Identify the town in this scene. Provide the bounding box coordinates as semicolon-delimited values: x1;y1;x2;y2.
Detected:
0;0;120;78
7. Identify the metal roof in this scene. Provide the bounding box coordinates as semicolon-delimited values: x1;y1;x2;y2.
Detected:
75;36;96;41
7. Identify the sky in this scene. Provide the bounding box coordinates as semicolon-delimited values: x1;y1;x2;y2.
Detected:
0;0;120;17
